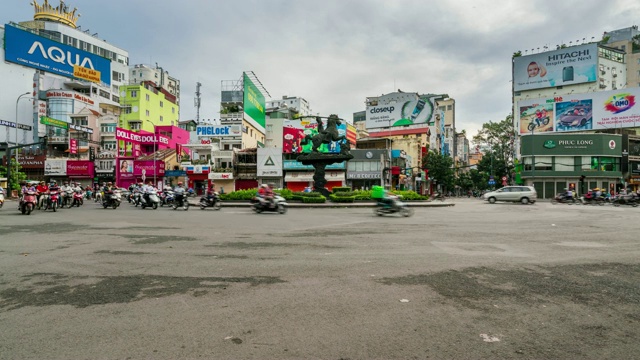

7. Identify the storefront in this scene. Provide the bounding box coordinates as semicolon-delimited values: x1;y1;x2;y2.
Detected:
346;150;386;190
117;158;165;189
283;160;345;192
208;172;234;194
257;148;283;190
66;160;95;187
184;164;210;195
16;154;46;181
520;134;623;198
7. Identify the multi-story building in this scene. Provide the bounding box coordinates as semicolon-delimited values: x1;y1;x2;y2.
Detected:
118;81;179;132
130;63;180;106
266;96;312;117
604;26;640;88
513;40;638;197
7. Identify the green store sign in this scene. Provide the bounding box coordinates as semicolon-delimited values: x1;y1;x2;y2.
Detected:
40;116;69;129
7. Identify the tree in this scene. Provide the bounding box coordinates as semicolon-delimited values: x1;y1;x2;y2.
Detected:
472;114;516;184
423;151;454;191
0;158;27;192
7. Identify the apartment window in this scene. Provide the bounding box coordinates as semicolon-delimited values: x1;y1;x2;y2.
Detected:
155;73;158;78
99;90;110;99
160;101;164;108
130;123;141;130
130;90;138;98
554;157;574;171
100;123;116;133
447;105;453;110
72;117;88;126
102;141;116;150
160;116;164;122
535;156;552;171
124;106;132;114
146;94;150;101
172;107;175;114
145;110;150;117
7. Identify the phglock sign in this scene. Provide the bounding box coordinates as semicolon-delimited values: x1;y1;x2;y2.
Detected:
196;125;241;137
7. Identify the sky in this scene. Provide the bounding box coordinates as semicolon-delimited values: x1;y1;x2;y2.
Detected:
3;0;640;139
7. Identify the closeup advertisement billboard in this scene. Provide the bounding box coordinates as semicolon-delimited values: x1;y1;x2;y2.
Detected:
513;43;597;91
4;24;112;85
243;72;266;133
282;118;347;154
517;87;640;134
365;95;437;129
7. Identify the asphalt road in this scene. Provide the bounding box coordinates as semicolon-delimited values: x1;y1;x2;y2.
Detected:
0;198;639;359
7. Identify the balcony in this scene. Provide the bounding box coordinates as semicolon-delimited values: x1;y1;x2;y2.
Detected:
212;150;234;158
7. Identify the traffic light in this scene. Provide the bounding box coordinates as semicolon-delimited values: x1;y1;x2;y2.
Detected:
42;136;48;147
580;175;585;182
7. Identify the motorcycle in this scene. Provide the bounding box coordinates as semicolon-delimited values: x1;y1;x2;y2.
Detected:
0;188;4;208
132;191;142;207
251;195;287;214
84;189;93;200
72;190;84;207
62;189;74;208
102;190;121;209
45;190;60;212
431;192;446;202
612;194;639;207
37;192;49;210
95;190;103;203
161;189;175;207
374;196;414;217
20;190;37;215
527;116;550;131
187;188;196;197
199;193;222;210
140;190;160;210
172;193;190;211
579;194;605;206
550;193;576;205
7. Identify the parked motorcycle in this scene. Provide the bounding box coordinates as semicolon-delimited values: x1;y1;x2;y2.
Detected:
140;190;160;210
20;190;37;215
0;188;4;208
550;193;576;205
172;193;189;211
199;193;222;210
374;196;414;217
251;195;286;214
72;190;84;207
102;190;120;209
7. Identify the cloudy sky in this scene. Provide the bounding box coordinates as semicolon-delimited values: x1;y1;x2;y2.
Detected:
3;0;639;138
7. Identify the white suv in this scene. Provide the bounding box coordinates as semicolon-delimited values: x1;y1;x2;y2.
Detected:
483;186;537;205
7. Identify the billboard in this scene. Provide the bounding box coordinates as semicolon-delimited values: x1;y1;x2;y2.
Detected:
365;95;437;129
282;118;347;154
257;148;283;177
513;44;597;91
4;24;111;85
243;72;266;133
195;125;241;137
516;87;640;134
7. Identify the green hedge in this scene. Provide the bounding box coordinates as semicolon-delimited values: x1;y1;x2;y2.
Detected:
332;186;352;193
302;195;326;203
219;189;257;201
275;189;293;200
329;194;355;203
391;190;429;201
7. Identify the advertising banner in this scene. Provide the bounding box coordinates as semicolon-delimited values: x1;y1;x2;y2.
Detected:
73;65;101;83
133;160;165;176
208;172;234;180
66;160;94;177
257;148;283;177
282;160;345;170
282;118;347;154
0;119;32;131
4;24;111;85
118;158;134;179
115;127;169;145
195;125;241;137
243;72;266;133
365;95;437;129
40;116;69;128
517;87;640;134
69;138;78;154
45;159;67;176
513;44;597;91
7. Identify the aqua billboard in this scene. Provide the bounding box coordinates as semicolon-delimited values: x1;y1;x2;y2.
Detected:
4;24;111;85
243;72;266;133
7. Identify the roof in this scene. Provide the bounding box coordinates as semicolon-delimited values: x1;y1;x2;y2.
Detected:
137;148;175;161
368;127;431;137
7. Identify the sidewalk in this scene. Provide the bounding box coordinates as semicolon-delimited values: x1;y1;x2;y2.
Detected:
188;200;454;208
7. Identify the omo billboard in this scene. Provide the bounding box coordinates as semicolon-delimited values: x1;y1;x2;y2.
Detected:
4;24;111;85
513;44;597;91
243;72;266;133
516;87;640;134
365;95;437;129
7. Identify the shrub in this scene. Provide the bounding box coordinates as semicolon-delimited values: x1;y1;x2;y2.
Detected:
332;186;352;193
275;188;293;200
219;189;257;201
329;194;355;203
391;190;428;201
302;195;326;203
353;190;372;200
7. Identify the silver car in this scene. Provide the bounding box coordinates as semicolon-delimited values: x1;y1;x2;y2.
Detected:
483;186;537;205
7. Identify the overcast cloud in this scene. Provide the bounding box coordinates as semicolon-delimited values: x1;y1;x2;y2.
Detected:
4;0;640;138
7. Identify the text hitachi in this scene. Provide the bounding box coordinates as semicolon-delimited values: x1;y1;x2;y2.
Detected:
548;50;589;61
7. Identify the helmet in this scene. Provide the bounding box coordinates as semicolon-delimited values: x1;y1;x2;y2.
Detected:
261;184;268;188
107;182;112;185
177;182;183;185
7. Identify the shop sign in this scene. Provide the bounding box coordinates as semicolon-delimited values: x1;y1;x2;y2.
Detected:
133;160;165;176
208;172;234;180
165;170;186;177
0;119;32;131
40;116;69;129
630;161;640;175
196;125;241;137
347;172;381;180
115;127;169;145
45;159;67;176
16;154;45;168
67;161;94;177
283;160;345;170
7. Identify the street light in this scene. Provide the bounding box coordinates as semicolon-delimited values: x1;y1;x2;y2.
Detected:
8;92;31;194
145;120;157;187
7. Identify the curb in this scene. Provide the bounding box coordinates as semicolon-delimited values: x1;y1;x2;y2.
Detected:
187;201;454;208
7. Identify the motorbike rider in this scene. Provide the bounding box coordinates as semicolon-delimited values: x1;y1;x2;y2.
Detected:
36;181;49;208
381;188;399;209
60;181;72;205
207;182;217;204
562;188;573;201
143;181;155;204
264;183;276;207
49;181;60;206
173;181;186;205
594;187;603;199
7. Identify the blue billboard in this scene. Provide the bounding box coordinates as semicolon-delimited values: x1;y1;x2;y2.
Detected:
4;24;111;85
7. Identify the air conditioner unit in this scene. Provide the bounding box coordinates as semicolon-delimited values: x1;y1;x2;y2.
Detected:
613;73;617;77
600;70;606;75
599;84;607;89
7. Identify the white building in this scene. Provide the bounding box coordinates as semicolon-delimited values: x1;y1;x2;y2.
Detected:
130;64;180;106
266;96;312;117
